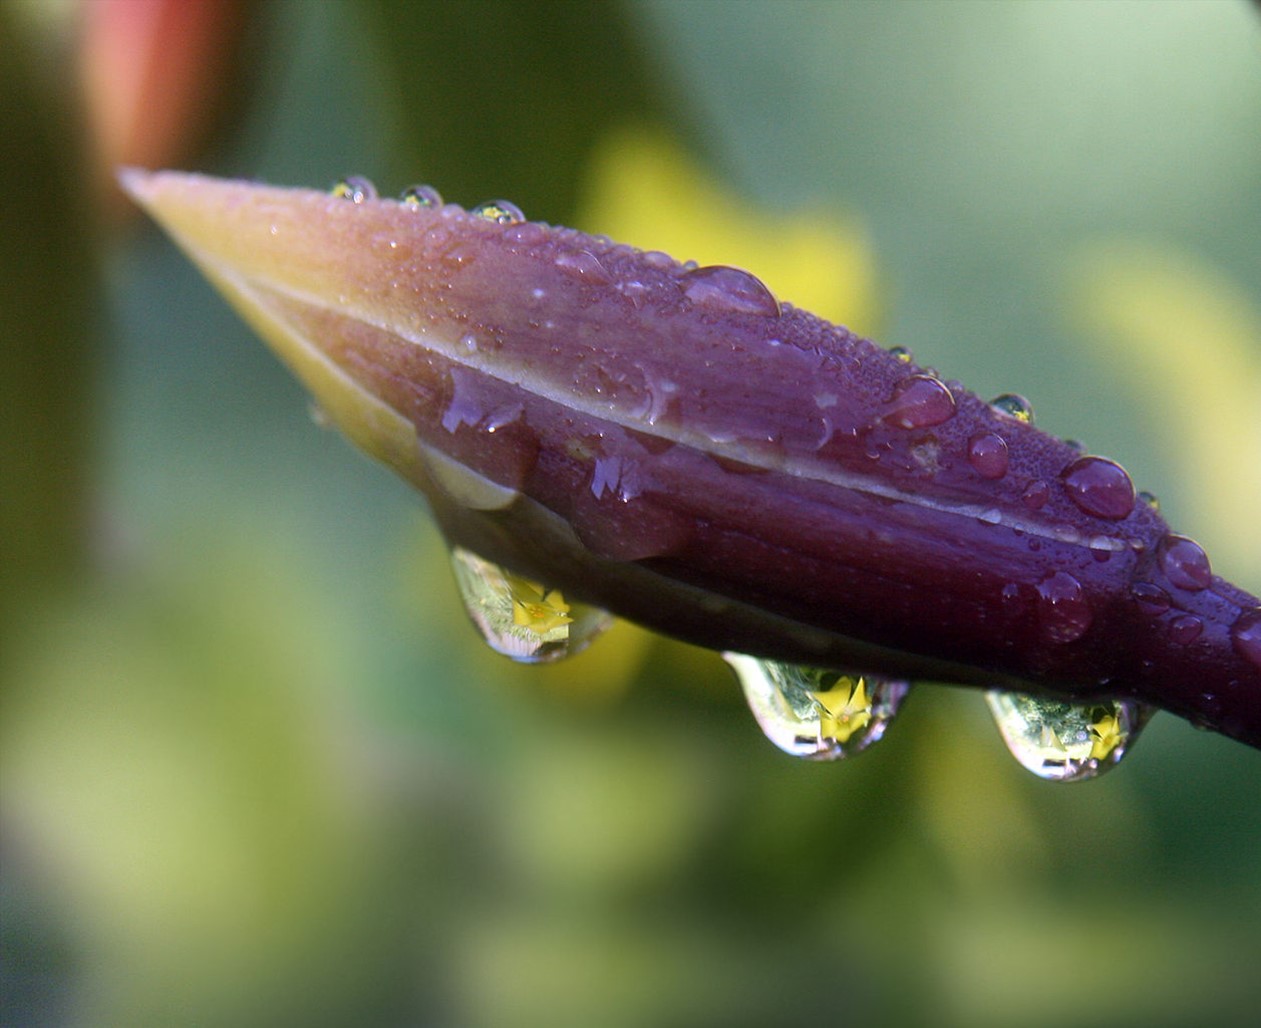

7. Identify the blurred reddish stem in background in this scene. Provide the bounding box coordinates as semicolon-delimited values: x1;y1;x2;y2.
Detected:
79;0;245;217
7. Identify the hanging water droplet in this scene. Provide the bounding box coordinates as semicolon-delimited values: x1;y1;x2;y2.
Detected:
400;183;443;208
723;654;909;760
1137;490;1160;512
967;431;1010;479
990;393;1035;423
1159;534;1212;592
331;176;377;203
1231;607;1261;669
1061;455;1135;520
448;547;612;663
680;265;781;317
471;200;525;225
882;375;956;429
889;345;914;364
985;691;1152;782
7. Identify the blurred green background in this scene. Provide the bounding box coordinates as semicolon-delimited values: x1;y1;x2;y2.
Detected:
3;1;1260;1025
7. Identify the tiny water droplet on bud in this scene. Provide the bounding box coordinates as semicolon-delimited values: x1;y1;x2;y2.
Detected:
1169;614;1203;646
990;393;1035;423
1036;571;1093;644
1062;456;1136;520
1230;607;1261;669
400;184;443;208
1130;582;1171;617
883;375;956;429
471;200;526;225
681;265;781;317
967;432;1010;479
1159;534;1212;592
331;176;377;203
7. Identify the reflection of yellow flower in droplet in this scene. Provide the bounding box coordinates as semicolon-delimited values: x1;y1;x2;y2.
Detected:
812;677;873;744
1089;712;1124;761
509;575;573;635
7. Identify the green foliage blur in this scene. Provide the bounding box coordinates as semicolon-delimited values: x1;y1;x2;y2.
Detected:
3;2;1260;1025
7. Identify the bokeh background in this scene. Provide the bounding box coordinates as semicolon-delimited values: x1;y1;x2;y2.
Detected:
4;1;1261;1025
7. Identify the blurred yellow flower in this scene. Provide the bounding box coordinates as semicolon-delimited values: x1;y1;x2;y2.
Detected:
1069;241;1261;585
577;125;879;336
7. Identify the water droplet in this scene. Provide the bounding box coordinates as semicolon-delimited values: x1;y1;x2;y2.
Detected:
1020;480;1050;509
967;432;1010;479
1169;614;1203;645
555;249;612;285
400;183;442;208
985;691;1151;782
1088;535;1114;562
1138;490;1160;512
882;375;956;429
471;199;525;225
1061;456;1135;520
1231;607;1261;669
723;654;909;760
1036;571;1092;644
681;265;780;317
1159;534;1212;592
1000;581;1026;612
331;176;377;203
1130;582;1171;617
448;547;612;663
889;345;913;363
990;393;1035;423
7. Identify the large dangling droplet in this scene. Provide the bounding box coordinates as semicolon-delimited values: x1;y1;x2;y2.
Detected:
723;654;910;760
985;691;1152;782
449;547;612;663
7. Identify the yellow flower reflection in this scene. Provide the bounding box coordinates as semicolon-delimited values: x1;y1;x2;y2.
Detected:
1088;712;1124;761
812;676;873;744
508;575;573;636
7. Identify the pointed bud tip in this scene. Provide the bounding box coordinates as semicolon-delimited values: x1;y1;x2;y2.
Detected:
116;166;156;205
